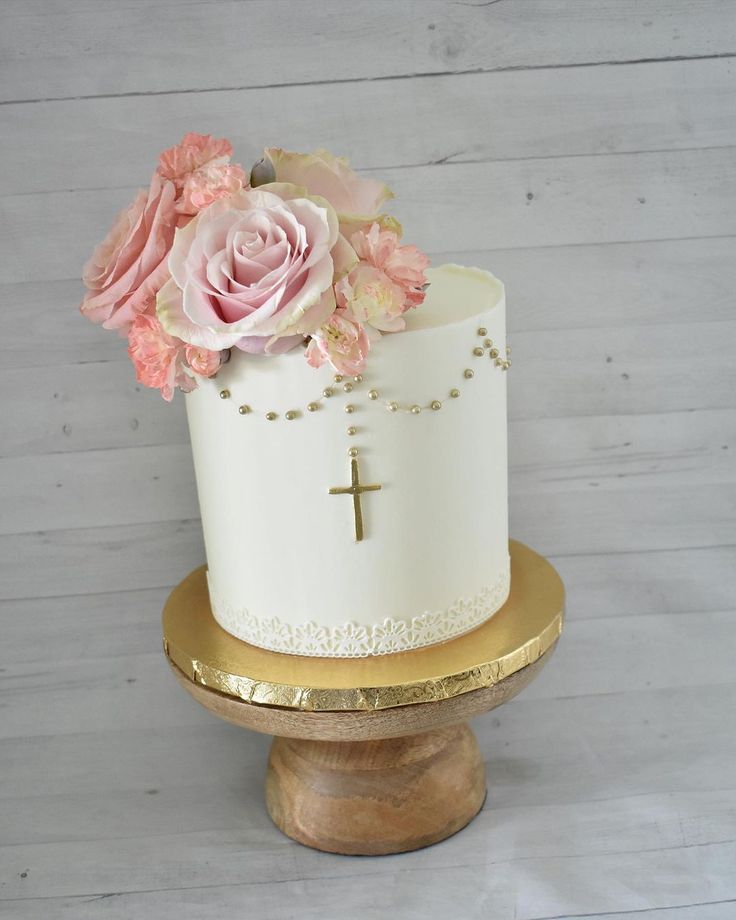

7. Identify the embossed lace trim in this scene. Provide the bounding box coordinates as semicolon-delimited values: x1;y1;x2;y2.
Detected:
207;561;511;658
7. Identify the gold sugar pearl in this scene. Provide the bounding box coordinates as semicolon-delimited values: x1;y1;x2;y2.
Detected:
334;374;344;383
307;402;319;412
473;346;484;357
485;339;493;348
368;389;379;400
450;388;460;398
431;400;442;410
344;404;355;414
490;347;499;359
506;345;511;355
348;447;359;458
347;426;357;436
323;387;333;398
238;404;251;415
410;405;421;415
353;374;363;383
266;411;278;421
285;410;298;421
219;389;231;399
387;401;398;412
343;382;354;393
477;327;487;337
463;368;474;379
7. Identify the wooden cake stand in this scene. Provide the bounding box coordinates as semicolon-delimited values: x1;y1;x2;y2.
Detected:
163;540;564;855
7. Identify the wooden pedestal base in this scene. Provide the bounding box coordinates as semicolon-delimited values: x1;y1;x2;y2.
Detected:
266;723;486;856
164;541;564;855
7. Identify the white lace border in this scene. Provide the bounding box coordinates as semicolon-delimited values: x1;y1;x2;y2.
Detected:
207;561;511;658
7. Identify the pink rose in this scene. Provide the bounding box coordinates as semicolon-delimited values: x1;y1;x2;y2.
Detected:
263;148;393;236
305;308;370;376
351;222;429;309
80;173;177;331
336;264;407;332
127;313;196;401
185;344;221;377
157;187;339;354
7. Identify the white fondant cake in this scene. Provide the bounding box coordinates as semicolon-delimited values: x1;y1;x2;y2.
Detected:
185;263;509;657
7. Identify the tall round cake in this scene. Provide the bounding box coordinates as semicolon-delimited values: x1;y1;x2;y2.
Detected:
185;263;510;657
77;135;512;657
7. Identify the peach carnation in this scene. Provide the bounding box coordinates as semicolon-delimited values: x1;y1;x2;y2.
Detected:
158;133;235;187
336;264;407;333
305;308;370;376
351;222;429;309
127;313;196;401
177;163;246;215
158;132;247;216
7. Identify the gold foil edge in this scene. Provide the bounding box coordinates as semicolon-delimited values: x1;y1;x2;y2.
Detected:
164;607;563;713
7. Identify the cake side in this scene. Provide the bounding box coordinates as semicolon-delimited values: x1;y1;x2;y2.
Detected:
185;264;510;656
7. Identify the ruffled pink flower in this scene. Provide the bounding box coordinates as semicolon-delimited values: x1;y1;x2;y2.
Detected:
127;313;196;401
80;173;177;332
336;264;407;332
351;222;429;309
178;163;247;216
158;133;235;187
305;309;370;376
158;132;247;216
185;344;221;377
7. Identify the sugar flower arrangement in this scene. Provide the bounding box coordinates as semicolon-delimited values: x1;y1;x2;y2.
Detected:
80;133;430;400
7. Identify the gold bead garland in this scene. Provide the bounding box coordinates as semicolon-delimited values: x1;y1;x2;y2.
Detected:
214;325;510;420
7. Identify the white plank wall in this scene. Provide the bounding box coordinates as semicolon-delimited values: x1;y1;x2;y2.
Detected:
1;1;735;918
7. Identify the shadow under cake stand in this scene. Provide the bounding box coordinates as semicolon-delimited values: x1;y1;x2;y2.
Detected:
163;539;564;855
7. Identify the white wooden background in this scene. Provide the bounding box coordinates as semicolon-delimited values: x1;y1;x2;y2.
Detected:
1;2;735;917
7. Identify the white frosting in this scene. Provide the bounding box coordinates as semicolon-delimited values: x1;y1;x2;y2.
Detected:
185;264;509;656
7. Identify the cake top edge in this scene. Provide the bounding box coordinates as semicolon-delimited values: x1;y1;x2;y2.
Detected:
404;263;505;334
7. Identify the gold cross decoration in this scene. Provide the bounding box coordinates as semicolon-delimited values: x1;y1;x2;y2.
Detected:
329;452;382;542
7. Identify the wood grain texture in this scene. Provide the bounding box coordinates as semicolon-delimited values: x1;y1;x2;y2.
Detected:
266;725;486;855
3;0;736;915
3;0;735;103
5;56;736;198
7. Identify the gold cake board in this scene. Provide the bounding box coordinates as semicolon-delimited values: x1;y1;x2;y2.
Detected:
163;540;564;855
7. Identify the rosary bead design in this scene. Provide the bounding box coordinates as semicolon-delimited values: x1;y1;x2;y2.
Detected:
214;327;510;421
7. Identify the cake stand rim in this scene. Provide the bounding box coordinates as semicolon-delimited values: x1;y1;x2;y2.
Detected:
162;539;564;713
167;641;558;740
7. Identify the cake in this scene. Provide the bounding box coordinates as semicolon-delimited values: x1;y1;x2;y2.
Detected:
79;134;511;657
